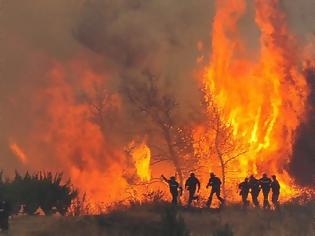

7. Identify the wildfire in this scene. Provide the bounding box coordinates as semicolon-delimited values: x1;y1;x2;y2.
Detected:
10;142;28;164
4;0;314;210
129;140;151;182
196;0;309;200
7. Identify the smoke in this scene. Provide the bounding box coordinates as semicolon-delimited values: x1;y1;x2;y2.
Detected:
73;0;215;112
0;0;315;202
284;0;315;187
289;66;315;187
74;0;212;67
0;0;215;203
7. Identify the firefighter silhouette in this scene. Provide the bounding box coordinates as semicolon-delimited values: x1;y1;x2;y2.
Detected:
239;177;250;208
271;175;280;210
185;173;201;206
249;175;260;207
259;173;272;209
161;175;182;205
206;172;224;207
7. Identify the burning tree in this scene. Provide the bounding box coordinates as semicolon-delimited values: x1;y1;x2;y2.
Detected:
85;82;158;199
194;93;248;198
122;74;198;186
86;84;121;136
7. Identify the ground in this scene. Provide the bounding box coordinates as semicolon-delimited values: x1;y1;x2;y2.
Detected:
2;201;315;236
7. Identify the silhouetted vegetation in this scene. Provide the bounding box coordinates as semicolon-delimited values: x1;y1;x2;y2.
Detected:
67;193;92;216
95;204;190;236
160;207;190;236
0;171;77;215
213;224;234;236
1;200;314;235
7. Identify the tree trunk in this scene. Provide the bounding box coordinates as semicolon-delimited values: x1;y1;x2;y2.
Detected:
218;154;226;199
162;126;183;187
215;131;226;199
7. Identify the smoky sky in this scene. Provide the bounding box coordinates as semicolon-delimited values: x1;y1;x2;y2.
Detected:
0;0;315;186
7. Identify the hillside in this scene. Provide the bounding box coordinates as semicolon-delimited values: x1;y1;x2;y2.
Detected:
4;201;315;236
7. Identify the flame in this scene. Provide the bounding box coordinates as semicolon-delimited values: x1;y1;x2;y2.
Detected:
4;1;314;209
195;0;309;200
7;57;132;206
6;56;155;209
10;142;28;164
129;140;151;182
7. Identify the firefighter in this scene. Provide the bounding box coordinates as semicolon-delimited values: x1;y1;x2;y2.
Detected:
259;173;272;209
271;175;280;210
206;172;224;208
238;177;250;208
161;175;182;205
185;173;201;206
249;175;260;207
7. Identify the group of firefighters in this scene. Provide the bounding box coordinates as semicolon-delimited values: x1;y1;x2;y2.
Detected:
161;172;280;209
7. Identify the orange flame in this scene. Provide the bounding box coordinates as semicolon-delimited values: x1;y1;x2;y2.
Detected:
5;1;314;209
12;58;130;205
196;0;309;200
10;142;28;164
129;140;151;182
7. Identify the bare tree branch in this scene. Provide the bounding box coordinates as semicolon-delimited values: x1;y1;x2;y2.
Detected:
122;74;197;186
223;150;248;165
151;159;170;165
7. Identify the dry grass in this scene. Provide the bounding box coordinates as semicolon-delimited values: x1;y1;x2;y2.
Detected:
4;201;315;236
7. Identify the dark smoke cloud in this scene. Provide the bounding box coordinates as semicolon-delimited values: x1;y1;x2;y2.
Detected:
73;0;214;117
74;0;212;69
289;66;315;187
